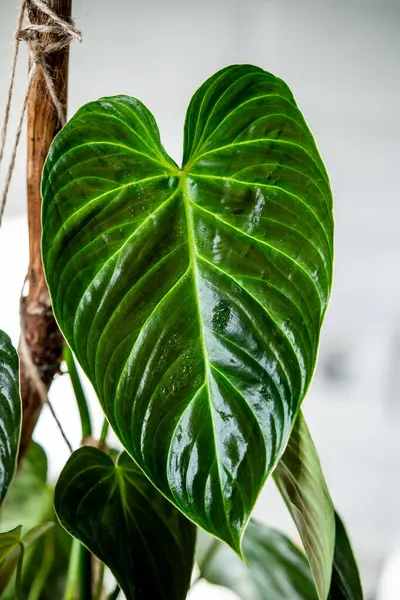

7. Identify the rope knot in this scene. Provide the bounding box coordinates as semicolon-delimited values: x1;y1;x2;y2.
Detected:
16;0;82;59
0;0;82;225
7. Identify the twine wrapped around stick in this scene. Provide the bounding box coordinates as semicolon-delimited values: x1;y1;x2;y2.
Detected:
0;0;81;452
0;0;81;225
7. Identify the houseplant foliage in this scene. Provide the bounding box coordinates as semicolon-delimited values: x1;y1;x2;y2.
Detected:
0;65;363;598
196;520;318;600
42;63;333;550
54;447;196;600
0;332;54;598
0;330;21;506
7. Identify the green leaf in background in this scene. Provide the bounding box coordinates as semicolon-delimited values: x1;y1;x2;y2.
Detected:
0;442;52;534
329;513;363;600
0;442;71;600
42;64;334;551
274;412;335;599
274;413;363;600
54;446;196;600
197;519;317;600
16;522;71;600
0;523;53;594
0;330;21;507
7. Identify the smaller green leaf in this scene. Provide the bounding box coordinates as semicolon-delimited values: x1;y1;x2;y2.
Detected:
0;442;52;533
197;520;318;600
274;413;363;600
274;412;335;599
0;330;21;507
0;523;54;593
329;513;363;600
0;442;72;600
0;526;22;558
54;447;196;600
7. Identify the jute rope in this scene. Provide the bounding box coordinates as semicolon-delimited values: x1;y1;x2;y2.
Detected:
0;0;81;225
0;1;81;452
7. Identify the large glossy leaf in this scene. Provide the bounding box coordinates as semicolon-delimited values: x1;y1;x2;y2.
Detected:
0;331;21;508
274;413;362;600
42;64;334;551
54;446;196;600
197;519;318;600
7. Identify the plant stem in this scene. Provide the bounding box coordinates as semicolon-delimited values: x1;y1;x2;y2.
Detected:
94;561;105;600
15;543;25;600
27;529;54;600
64;345;92;440
99;418;109;445
79;544;93;600
64;539;93;600
64;538;81;600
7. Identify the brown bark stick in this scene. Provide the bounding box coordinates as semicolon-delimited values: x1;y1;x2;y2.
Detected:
18;0;72;460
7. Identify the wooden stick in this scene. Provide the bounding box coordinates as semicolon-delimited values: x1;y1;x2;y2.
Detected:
18;0;72;460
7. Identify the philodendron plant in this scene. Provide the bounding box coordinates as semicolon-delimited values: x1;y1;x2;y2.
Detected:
0;64;363;599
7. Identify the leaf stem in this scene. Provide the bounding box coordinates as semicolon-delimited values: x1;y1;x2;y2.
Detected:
99;418;109;445
15;542;25;600
64;538;93;600
27;529;54;600
64;345;92;440
79;544;93;600
94;561;105;600
64;538;81;600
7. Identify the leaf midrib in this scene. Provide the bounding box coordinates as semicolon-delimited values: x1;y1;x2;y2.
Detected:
179;173;232;538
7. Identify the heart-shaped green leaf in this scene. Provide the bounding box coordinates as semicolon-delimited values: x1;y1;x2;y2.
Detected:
42;64;333;551
54;446;196;600
0;331;21;507
274;413;362;600
197;519;318;600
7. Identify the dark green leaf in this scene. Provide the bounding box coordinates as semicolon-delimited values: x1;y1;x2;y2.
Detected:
0;330;21;507
198;519;317;600
329;513;363;600
0;523;53;593
54;446;196;600
274;413;362;600
42;64;334;551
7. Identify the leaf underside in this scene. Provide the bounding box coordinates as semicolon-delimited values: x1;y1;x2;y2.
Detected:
198;519;318;600
0;331;21;508
54;447;196;600
274;413;363;600
42;64;333;550
329;513;364;600
274;413;335;599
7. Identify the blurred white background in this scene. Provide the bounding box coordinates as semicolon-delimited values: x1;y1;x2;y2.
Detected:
0;0;399;598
